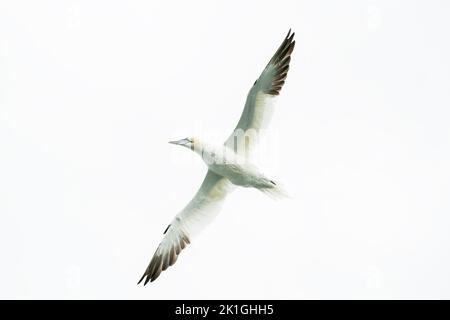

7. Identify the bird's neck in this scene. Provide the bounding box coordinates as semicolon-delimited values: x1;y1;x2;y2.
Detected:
193;140;243;167
192;140;214;157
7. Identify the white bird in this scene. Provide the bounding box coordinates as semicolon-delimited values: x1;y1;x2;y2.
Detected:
138;30;295;284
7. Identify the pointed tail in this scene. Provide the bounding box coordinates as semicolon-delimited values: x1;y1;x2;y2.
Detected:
259;181;290;200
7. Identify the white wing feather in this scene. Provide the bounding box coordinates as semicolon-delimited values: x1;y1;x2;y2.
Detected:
225;30;295;157
138;171;233;284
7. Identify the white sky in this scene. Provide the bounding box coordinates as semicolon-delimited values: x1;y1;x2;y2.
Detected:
1;0;450;299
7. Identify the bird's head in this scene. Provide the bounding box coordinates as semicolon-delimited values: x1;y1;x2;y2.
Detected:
169;137;196;151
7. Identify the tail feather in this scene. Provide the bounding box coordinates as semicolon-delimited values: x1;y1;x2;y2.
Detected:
259;181;290;200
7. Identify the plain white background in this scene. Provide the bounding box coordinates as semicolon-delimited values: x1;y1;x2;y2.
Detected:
1;0;450;299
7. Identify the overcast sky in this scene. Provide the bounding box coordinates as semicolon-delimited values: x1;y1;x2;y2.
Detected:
1;0;450;299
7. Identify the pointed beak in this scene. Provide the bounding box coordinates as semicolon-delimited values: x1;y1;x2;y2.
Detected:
169;138;190;146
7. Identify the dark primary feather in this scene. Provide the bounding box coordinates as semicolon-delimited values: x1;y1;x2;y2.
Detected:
224;29;296;151
257;29;295;96
137;230;191;285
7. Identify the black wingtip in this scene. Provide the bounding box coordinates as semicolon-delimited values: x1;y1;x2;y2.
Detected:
138;230;191;287
287;28;295;40
137;274;146;285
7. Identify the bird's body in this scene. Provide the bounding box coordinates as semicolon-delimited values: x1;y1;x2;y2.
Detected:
195;141;276;189
210;160;275;189
138;30;296;284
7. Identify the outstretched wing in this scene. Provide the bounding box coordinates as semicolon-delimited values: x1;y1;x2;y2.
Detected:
138;170;233;284
224;29;295;156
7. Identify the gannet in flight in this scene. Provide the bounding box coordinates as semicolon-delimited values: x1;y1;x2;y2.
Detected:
138;30;295;284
